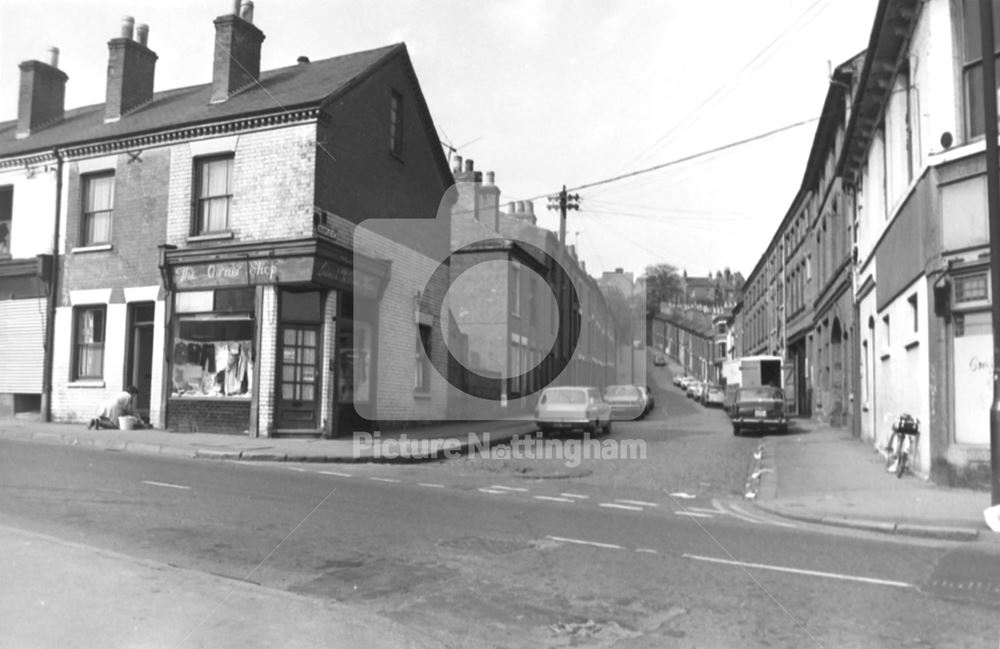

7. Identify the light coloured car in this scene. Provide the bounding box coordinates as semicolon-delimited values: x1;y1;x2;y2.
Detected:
636;385;653;417
704;384;726;407
685;380;702;399
653;353;666;366
604;384;645;421
535;386;611;436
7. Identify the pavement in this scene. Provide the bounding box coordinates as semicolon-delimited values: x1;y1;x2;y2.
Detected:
750;418;998;544
0;416;536;463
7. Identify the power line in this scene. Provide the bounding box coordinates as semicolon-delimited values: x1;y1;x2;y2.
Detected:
566;117;818;194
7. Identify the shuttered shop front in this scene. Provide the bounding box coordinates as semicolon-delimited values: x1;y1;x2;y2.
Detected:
0;298;45;393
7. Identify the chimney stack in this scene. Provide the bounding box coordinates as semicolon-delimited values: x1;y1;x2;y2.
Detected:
211;1;266;103
105;16;158;122
16;47;68;139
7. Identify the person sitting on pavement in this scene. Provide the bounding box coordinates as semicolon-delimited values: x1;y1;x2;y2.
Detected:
88;386;147;430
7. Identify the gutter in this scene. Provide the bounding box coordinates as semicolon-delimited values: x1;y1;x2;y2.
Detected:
41;148;63;422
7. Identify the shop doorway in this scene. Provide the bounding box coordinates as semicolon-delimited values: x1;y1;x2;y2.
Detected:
126;302;155;416
276;290;323;431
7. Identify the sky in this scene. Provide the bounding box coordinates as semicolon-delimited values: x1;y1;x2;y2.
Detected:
0;0;879;280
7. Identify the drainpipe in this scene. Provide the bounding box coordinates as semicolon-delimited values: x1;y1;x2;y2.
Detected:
41;148;63;422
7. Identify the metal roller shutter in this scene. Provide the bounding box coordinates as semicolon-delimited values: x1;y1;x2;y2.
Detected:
0;298;46;393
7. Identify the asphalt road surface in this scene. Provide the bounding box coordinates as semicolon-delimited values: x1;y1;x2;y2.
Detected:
1;374;998;647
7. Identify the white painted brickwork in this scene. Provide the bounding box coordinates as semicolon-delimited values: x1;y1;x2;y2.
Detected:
320;291;337;435
257;285;278;436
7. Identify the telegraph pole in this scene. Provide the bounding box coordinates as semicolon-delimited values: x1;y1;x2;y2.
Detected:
548;185;580;245
979;0;1000;505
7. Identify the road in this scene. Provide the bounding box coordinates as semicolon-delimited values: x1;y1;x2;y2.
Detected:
1;371;998;648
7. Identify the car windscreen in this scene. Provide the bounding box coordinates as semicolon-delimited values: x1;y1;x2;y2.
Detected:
739;387;782;400
541;389;587;404
605;385;638;397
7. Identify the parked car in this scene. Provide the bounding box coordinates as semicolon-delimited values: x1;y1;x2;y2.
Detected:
636;385;655;416
535;386;611;436
704;384;726;407
685;380;702;399
730;385;788;436
653;353;666;366
604;384;645;421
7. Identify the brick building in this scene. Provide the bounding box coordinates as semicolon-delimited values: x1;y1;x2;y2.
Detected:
2;5;454;436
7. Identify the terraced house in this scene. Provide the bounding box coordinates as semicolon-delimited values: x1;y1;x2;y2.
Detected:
0;3;454;437
740;0;999;487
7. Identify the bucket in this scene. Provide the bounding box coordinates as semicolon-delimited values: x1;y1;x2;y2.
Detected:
119;416;138;431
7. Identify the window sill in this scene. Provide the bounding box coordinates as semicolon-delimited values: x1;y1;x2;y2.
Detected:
187;231;235;243
68;380;105;388
904;340;919;351
880;353;890;362
413;391;432;400
72;244;113;254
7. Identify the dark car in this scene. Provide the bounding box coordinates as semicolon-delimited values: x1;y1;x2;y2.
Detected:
653;353;666;366
603;384;645;421
730;386;788;436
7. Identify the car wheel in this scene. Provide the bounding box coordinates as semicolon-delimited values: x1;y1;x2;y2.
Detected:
733;424;741;437
603;420;612;436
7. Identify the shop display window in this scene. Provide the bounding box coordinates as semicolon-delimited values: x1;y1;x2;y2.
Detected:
172;288;254;398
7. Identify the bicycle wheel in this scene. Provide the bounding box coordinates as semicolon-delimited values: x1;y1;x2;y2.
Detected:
885;432;901;473
896;436;909;478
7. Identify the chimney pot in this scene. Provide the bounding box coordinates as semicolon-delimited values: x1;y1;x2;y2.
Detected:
120;16;135;39
232;0;241;14
47;47;60;68
507;202;516;213
526;201;534;214
240;0;255;22
485;171;495;185
516;201;525;213
464;159;474;172
453;155;463;173
135;23;149;46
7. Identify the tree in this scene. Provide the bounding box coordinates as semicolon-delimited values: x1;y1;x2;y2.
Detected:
643;263;683;316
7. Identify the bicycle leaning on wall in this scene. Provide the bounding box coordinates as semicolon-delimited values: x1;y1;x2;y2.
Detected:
885;413;919;478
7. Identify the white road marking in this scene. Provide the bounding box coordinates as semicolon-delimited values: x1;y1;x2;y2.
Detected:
491;485;529;492
686;507;720;514
369;477;401;483
478;488;509;494
668;492;697;499
729;502;799;528
599;503;643;511
674;511;714;518
286;467;307;472
418;483;445;488
560;493;589;499
711;499;762;525
683;554;916;589
319;471;352;477
142;480;191;490
635;548;659;554
534;495;575;503
615;499;659;507
546;535;623;550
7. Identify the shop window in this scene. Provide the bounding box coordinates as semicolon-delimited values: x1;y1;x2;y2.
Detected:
73;306;106;380
0;186;11;257
415;323;432;393
82;172;114;246
171;288;254;398
194;155;234;234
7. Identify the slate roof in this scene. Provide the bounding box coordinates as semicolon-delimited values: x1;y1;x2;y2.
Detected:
0;43;400;157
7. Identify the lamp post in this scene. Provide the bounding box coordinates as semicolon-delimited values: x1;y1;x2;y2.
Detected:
979;0;1000;505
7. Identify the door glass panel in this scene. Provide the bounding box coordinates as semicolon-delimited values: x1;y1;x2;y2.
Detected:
284;329;297;345
302;348;316;365
302;385;314;401
303;330;317;347
282;366;296;382
282;384;295;400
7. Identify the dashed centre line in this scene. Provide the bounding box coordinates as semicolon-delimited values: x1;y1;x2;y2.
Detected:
547;535;624;550
141;480;191;490
560;493;589;500
319;471;352;477
599;503;644;512
369;477;401;483
674;511;713;518
478;488;510;495
615;499;659;507
418;483;445;488
490;485;529;492
534;496;575;503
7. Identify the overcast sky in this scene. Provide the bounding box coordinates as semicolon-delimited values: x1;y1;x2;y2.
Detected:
1;0;878;280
